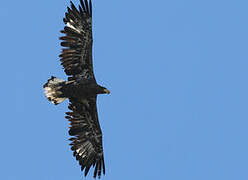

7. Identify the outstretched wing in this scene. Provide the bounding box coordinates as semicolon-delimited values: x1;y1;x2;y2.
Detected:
66;97;105;178
60;0;95;81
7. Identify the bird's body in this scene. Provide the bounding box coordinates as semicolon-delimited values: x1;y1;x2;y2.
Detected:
43;0;109;178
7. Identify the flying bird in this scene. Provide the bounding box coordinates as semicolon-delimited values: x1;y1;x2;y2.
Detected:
43;0;110;178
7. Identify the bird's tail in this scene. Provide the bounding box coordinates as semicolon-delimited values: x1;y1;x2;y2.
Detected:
43;76;67;105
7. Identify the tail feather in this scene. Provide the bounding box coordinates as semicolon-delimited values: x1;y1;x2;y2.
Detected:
43;76;67;105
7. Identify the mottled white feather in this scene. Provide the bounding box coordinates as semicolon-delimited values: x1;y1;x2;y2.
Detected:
66;22;81;33
43;77;67;105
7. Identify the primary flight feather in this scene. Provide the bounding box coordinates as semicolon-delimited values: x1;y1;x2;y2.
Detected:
43;0;110;178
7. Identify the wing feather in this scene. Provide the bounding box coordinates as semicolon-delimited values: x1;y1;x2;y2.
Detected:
60;0;94;81
67;97;105;178
84;0;89;14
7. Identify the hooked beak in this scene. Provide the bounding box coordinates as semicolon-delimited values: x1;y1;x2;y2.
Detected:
104;89;110;94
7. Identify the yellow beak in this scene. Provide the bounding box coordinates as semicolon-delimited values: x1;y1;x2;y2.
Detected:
104;89;110;94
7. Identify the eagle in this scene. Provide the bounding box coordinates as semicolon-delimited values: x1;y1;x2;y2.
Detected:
43;0;110;178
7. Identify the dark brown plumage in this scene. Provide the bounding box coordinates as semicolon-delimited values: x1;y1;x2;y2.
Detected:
43;0;109;178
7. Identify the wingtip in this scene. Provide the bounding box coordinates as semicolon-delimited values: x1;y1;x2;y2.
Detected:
70;1;74;8
80;0;86;12
89;0;92;16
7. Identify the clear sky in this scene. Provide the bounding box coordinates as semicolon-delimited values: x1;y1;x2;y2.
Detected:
0;0;248;179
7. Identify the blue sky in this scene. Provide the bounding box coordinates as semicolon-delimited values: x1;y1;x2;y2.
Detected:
0;0;248;179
